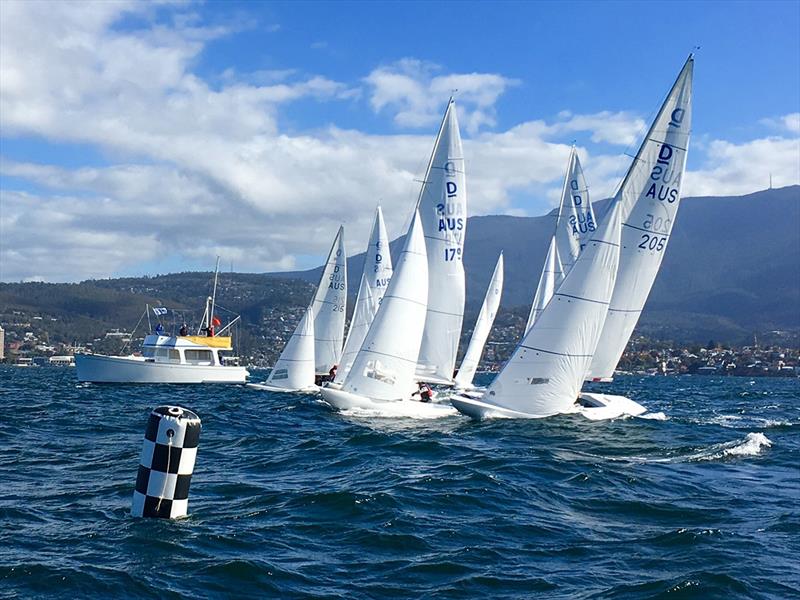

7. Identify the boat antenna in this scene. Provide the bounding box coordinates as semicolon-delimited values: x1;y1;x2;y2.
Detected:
210;256;221;330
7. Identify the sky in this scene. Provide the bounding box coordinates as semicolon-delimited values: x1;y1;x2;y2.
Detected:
1;0;798;282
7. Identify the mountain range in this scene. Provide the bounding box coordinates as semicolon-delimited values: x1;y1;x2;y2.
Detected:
275;185;800;342
1;186;797;350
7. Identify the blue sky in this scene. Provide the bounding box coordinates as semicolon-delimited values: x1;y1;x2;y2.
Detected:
1;0;798;282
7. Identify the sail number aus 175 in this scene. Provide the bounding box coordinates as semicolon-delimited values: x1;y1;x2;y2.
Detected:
444;247;462;261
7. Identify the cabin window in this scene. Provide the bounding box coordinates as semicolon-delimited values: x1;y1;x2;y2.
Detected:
272;368;288;380
169;349;181;363
142;348;156;358
185;349;214;365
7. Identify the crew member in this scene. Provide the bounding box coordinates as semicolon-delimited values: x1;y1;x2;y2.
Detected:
179;323;188;337
417;382;433;403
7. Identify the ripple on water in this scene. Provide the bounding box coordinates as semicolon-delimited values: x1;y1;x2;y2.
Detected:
1;369;798;599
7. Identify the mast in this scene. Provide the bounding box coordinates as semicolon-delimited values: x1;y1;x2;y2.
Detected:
210;256;220;330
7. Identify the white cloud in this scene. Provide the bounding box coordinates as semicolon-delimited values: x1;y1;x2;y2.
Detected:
550;110;646;146
683;136;800;197
364;59;519;134
0;1;797;283
782;113;800;133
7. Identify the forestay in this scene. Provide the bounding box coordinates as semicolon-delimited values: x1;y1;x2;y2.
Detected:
342;211;428;401
266;306;315;390
525;237;564;334
586;55;693;381
335;207;393;383
454;252;504;389
477;197;623;418
312;226;347;374
415;99;467;384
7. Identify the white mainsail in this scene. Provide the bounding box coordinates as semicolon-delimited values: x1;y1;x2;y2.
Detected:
341;211;428;401
265;306;315;390
524;237;564;334
454;198;623;419
556;147;597;276
454;252;504;389
415;99;467;384
335;207;394;383
586;55;694;381
312;226;347;374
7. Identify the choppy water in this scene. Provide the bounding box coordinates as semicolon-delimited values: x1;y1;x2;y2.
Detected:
1;367;798;599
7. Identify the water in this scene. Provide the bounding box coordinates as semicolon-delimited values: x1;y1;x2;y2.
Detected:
1;368;798;599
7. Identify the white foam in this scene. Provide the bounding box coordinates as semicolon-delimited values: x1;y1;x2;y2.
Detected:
638;412;668;421
723;432;772;457
692;432;773;462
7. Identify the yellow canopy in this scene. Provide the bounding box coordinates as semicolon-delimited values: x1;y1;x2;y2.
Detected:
181;335;233;349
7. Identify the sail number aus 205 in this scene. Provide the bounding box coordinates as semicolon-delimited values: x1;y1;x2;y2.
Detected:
638;234;666;252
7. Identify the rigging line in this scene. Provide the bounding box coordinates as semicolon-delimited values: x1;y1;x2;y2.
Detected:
121;307;147;355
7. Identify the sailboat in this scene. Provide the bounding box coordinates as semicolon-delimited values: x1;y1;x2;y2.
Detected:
414;98;468;385
586;55;693;382
450;196;624;419
334;207;393;383
311;226;347;377
320;211;456;417
75;259;249;384
525;147;594;334
453;252;504;390
246;305;316;392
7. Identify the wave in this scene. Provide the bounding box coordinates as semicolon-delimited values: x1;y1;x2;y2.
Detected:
689;432;772;462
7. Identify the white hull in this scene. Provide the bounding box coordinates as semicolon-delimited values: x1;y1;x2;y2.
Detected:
451;392;647;421
246;382;319;393
319;387;456;418
75;354;248;384
576;393;647;420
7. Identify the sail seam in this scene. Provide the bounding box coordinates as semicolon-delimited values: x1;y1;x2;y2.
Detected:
381;294;427;308
647;138;688;152
518;344;595;358
554;293;610;306
623;223;673;237
360;349;418;364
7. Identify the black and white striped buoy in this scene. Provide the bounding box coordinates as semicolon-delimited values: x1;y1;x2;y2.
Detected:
131;405;201;519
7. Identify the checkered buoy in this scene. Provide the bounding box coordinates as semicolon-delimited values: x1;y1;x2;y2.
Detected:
131;405;201;519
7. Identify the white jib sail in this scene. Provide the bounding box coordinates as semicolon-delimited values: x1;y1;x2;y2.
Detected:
586;55;693;381
266;305;315;390
478;197;624;418
415;99;467;384
524;237;564;334
335;207;394;383
312;226;347;374
556;147;597;277
342;211;428;401
454;252;504;389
